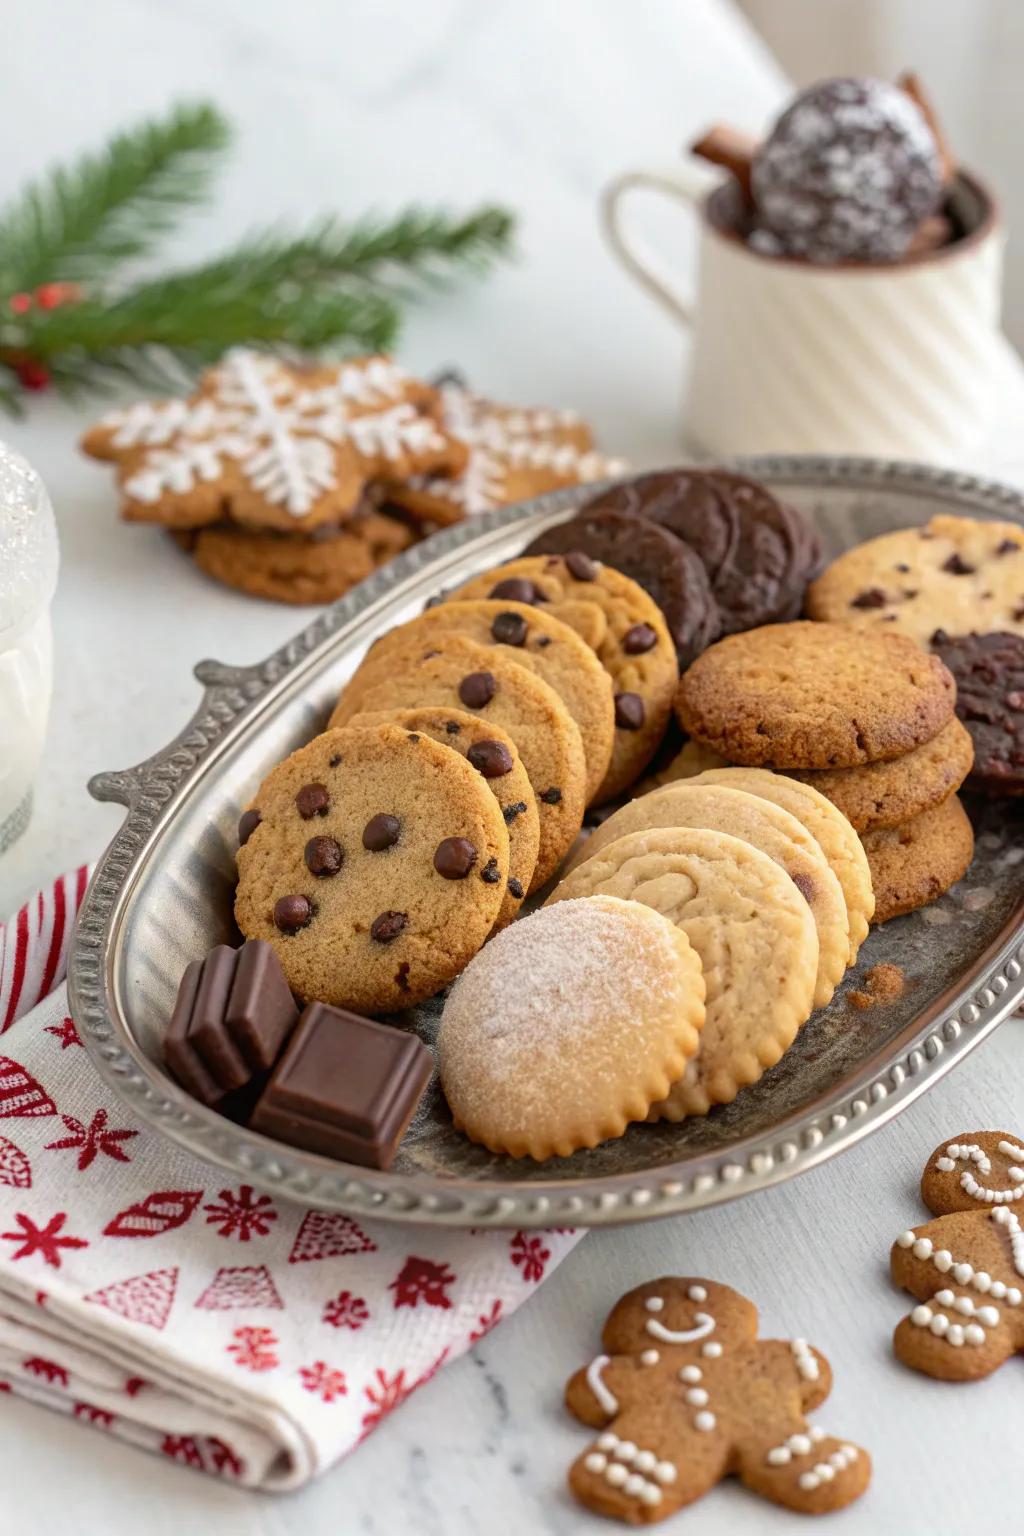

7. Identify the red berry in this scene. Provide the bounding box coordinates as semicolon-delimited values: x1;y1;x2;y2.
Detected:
34;284;64;310
15;360;51;391
8;293;33;315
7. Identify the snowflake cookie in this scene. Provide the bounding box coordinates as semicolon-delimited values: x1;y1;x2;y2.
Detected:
565;1277;870;1522
387;381;626;525
81;350;466;532
891;1130;1024;1380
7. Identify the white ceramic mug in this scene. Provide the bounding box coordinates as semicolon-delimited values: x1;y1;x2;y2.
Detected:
602;162;1005;461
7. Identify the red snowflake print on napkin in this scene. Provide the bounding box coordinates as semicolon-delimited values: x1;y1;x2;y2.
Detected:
204;1185;278;1242
509;1231;550;1283
45;1108;138;1170
298;1361;348;1403
322;1290;370;1331
389;1256;455;1310
161;1435;244;1479
73;1402;115;1428
1;1211;87;1268
360;1350;450;1435
226;1326;279;1372
44;1017;82;1050
22;1357;68;1387
469;1299;504;1342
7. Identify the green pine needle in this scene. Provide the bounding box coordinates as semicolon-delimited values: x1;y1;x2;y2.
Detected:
0;101;230;295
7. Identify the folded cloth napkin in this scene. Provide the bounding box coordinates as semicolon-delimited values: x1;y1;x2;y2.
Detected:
0;870;581;1488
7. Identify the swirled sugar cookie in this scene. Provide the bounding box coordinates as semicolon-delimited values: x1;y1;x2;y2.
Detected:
438;896;705;1160
235;723;509;1012
566;1276;870;1521
329;634;585;889
566;781;849;1008
547;826;819;1119
892;1130;1024;1380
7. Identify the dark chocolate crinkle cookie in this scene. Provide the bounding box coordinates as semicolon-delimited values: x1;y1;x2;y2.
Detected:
931;630;1024;795
582;470;740;582
523;507;719;667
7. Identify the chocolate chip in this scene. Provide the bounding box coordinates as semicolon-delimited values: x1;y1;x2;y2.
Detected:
997;539;1020;555
622;623;658;655
371;911;407;943
459;671;496;708
296;782;330;819
395;961;411;991
902;589;919;600
406;732;420;743
304;836;344;877
894;563;911;573
489;577;539;604
274;894;313;933
328;754;343;768
943;553;975;575
491;611;528;647
565;550;598;581
614;692;646;730
434;837;477;879
931;628;951;646
363;813;401;851
536;634;552;647
467;739;513;778
444;720;462;735
508;877;524;900
238;808;261;847
540;787;562;804
503;800;527;823
851;587;888;609
479;857;501;884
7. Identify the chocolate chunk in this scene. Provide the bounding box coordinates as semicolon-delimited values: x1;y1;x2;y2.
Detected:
502;800;527;823
249;1002;432;1170
363;813;401;851
930;628;950;647
851;587;888;609
459;671;497;708
444;719;462;734
997;539;1020;555
614;692;646;730
540;787;562;804
304;836;344;877
238;808;261;847
479;856;501;884
622;623;658;655
274;894;313;933
565;550;598;581
489;577;539;604
406;733;420;743
467;739;513;778
894;563;911;573
902;589;919;600
296;782;330;819
508;877;524;900
371;911;407;943
434;837;477;879
328;753;343;768
536;634;552;647
165;941;299;1106
943;553;976;576
491;610;529;647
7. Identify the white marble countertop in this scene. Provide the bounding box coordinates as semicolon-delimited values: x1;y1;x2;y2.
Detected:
3;2;1024;1531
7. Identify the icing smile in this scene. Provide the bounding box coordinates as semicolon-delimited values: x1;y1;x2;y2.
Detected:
645;1312;716;1345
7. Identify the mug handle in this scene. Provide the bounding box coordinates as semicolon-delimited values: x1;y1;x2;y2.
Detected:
601;161;718;328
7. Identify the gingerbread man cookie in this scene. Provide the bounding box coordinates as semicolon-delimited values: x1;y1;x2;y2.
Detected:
565;1277;870;1522
891;1130;1024;1381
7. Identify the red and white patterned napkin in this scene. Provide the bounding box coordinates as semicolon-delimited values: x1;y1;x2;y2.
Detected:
0;871;580;1488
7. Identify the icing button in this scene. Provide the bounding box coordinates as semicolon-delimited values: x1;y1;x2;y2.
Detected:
584;1453;607;1474
605;1463;628;1488
653;1461;677;1485
911;1305;933;1326
634;1450;657;1474
694;1411;716;1432
912;1238;933;1259
597;1432;619;1452
679;1365;702;1383
614;1441;638;1463
933;1250;953;1272
639;1485;662;1508
624;1474;646;1497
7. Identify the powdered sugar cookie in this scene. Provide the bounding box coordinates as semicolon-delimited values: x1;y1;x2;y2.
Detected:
438;896;705;1160
566;1276;870;1522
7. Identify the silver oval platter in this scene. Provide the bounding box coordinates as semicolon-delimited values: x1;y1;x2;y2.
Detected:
68;456;1024;1228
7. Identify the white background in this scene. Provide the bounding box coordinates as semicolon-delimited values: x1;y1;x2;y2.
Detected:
2;3;1023;1531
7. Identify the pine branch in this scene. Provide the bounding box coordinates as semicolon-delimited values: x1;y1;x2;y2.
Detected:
0;101;230;295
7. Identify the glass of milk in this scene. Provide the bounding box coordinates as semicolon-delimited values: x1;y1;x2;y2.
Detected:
0;441;58;854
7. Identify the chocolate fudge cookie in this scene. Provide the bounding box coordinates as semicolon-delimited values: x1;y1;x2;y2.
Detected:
930;631;1024;795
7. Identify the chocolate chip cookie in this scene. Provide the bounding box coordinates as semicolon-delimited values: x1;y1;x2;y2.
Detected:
447;554;678;801
235;723;510;1012
930;631;1024;795
328;634;586;889
676;622;956;768
861;795;975;923
347;706;540;926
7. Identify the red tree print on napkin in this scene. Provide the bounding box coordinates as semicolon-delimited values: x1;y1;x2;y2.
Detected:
84;1267;178;1330
389;1257;456;1310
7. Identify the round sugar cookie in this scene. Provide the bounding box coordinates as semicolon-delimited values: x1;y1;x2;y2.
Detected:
235;724;509;1013
348;706;539;929
438;895;705;1160
861;795;974;923
329;634;585;890
567;782;849;1008
547;827;819;1120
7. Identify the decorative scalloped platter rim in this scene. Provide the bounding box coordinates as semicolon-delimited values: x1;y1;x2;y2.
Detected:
69;455;1024;1228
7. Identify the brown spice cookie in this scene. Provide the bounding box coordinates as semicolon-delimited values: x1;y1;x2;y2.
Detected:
861;794;974;923
347;706;539;928
892;1130;1024;1381
566;1277;870;1521
806;514;1024;646
342;600;614;803
448;554;678;801
931;631;1024;796
234;724;509;1013
676;621;956;768
82;351;465;533
178;510;416;605
788;716;974;831
328;634;585;889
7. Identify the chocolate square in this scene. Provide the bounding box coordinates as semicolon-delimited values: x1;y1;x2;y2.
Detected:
165;941;298;1105
249;1002;432;1170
